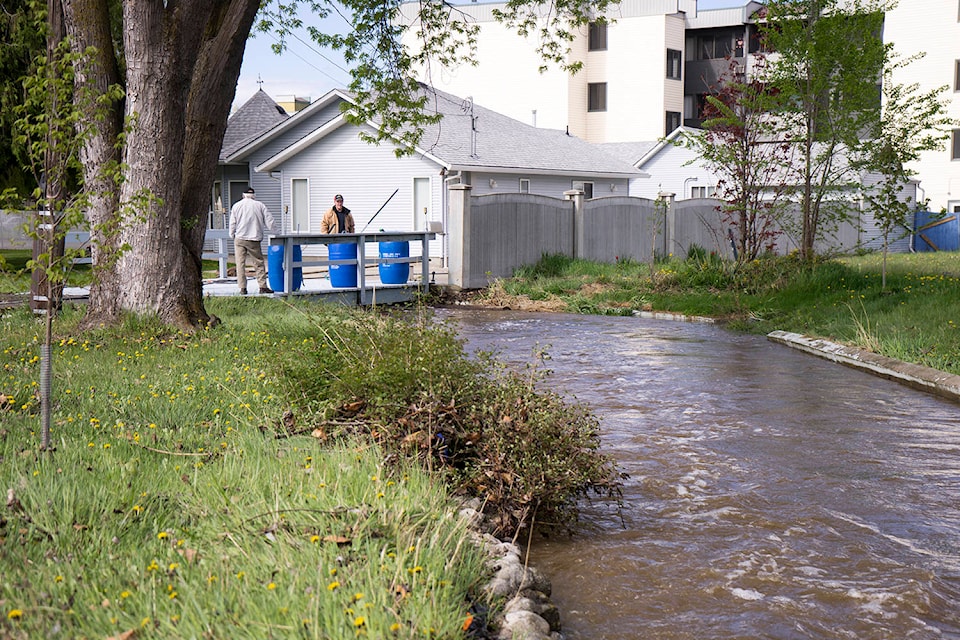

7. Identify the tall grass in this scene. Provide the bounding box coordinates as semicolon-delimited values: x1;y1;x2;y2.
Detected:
1;297;620;638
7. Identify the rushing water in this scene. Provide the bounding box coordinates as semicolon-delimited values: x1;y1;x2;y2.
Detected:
439;309;960;640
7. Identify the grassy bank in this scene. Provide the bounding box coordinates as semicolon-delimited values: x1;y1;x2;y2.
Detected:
0;298;619;639
472;251;960;376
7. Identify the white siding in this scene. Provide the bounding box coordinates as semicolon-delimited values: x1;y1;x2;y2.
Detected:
267;124;445;260
884;2;960;212
631;142;718;200
400;3;569;132
470;172;629;199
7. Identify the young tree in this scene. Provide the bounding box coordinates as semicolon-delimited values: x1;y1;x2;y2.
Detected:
684;56;794;263
760;0;893;260
857;55;954;289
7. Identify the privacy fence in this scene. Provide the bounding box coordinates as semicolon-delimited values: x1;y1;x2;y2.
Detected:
445;186;864;289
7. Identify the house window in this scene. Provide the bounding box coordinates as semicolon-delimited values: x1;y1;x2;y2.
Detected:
691;186;715;198
666;49;682;80
588;83;607;112
519;178;530;193
291;178;310;233
665;111;681;135
955;60;960;91
588;21;607;51
953;129;960;160
572;181;594;199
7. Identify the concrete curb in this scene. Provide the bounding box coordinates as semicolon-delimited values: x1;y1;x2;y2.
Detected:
767;330;960;403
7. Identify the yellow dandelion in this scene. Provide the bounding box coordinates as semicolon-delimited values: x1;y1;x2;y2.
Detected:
267;582;277;590
157;531;169;540
310;535;320;543
120;591;131;599
353;616;366;628
236;571;246;580
55;575;63;583
327;581;340;591
390;622;401;632
7;609;23;620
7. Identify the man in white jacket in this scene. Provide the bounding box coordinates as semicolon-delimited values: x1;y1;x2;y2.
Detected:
229;188;275;295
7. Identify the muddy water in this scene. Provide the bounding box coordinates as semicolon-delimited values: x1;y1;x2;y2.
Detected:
440;309;960;640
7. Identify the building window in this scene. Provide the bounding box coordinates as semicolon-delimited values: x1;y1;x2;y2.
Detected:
588;83;607;112
691;186;716;198
953;129;960;160
665;111;681;135
589;21;607;51
666;49;682;80
695;32;734;60
519;178;530;193
572;181;594;199
956;60;960;91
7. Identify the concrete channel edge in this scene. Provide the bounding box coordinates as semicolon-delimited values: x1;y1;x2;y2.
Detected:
767;330;960;404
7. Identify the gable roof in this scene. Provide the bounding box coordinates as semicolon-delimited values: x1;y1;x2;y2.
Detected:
414;86;642;178
250;85;643;179
225;89;355;163
220;90;290;161
634;126;700;169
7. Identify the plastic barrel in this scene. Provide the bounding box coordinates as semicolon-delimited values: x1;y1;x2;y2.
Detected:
378;241;410;284
267;244;302;292
328;242;357;288
914;211;959;252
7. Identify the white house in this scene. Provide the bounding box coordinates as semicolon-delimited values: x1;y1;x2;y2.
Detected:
217;85;642;265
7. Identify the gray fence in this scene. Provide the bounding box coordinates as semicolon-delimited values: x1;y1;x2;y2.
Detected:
446;188;863;289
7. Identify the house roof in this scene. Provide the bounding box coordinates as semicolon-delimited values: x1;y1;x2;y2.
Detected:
598;141;660;167
220;90;290;162
249;85;643;180
413;86;642;178
634;126;701;168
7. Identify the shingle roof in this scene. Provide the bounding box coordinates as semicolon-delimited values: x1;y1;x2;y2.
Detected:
598;141;660;167
220;90;290;161
412;86;642;177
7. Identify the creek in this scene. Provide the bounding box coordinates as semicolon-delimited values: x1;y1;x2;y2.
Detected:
440;309;960;640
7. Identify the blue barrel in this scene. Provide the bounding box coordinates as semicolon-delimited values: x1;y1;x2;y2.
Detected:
914;211;959;252
378;241;410;284
267;244;302;292
328;242;357;288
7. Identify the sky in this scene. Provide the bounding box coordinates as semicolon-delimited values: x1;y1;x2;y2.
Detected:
233;0;750;113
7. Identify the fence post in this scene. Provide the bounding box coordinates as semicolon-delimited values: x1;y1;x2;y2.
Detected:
657;191;676;258
564;189;585;259
446;184;472;288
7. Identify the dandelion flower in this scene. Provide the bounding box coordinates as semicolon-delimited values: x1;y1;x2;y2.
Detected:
7;609;23;620
327;581;340;591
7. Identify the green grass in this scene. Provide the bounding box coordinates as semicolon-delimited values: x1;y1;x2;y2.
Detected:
1;297;619;638
479;250;960;375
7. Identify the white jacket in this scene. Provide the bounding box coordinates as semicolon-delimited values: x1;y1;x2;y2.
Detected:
229;195;275;241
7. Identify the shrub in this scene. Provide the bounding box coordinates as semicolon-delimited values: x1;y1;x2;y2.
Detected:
275;306;622;536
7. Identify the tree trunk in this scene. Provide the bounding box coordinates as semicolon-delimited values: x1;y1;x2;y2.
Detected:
62;0;125;326
63;0;259;331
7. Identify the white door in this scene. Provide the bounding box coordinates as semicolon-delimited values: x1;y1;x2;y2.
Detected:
291;178;309;233
413;177;430;230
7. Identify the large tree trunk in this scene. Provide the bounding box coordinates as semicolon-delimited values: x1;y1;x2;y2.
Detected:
179;1;261;326
63;0;259;331
62;0;125;325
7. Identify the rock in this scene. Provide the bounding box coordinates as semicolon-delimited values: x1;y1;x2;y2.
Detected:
500;610;552;640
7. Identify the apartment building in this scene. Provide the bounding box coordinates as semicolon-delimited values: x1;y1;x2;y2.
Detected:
883;1;960;214
401;0;958;211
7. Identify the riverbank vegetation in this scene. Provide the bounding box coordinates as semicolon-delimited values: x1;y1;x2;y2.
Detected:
468;250;960;376
0;298;619;638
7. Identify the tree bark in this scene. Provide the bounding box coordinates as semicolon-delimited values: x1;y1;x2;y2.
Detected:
63;0;259;331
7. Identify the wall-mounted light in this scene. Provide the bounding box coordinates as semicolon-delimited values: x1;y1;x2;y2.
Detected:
610;184;617;192
489;178;497;188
